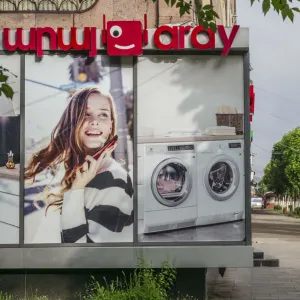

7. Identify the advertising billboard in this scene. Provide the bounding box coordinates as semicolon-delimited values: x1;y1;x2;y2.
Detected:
24;55;134;244
137;55;246;243
0;55;20;244
0;23;253;269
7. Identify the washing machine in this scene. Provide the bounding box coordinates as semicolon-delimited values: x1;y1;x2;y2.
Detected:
138;138;198;234
196;139;245;226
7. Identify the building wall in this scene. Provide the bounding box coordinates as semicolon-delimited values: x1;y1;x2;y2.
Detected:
0;0;236;29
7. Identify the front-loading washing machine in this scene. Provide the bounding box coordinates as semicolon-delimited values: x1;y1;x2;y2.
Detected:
138;138;198;234
195;139;245;226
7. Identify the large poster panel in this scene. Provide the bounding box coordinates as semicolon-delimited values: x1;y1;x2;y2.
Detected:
137;55;246;243
0;55;20;244
24;55;134;244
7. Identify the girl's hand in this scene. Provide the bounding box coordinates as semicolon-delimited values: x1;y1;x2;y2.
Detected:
71;144;116;190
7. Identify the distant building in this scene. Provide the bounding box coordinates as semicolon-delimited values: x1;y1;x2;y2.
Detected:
263;192;276;209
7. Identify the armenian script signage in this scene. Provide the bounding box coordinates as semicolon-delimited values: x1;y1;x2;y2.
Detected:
2;15;240;57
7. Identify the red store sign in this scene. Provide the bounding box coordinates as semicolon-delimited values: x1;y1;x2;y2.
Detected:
250;84;255;122
3;15;240;57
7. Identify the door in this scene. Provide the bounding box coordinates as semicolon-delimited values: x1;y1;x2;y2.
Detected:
204;154;240;201
151;158;192;207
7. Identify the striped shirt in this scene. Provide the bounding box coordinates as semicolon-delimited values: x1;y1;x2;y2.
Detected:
60;159;134;243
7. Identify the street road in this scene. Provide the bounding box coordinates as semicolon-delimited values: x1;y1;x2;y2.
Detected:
252;209;300;239
252;210;300;268
207;210;300;300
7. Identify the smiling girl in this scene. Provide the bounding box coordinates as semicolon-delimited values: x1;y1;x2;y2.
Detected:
24;87;134;243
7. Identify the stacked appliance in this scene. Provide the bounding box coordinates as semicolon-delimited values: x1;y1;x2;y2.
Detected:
195;139;245;226
138;132;245;234
138;136;198;234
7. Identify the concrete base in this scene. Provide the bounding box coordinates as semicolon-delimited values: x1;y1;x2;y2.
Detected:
253;249;280;267
0;268;207;299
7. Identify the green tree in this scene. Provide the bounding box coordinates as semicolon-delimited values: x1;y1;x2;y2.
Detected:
152;0;300;31
280;127;300;202
261;127;300;205
0;66;16;100
256;180;267;197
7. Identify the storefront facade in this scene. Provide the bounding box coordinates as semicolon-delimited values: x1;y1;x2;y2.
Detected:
0;20;252;258
0;1;252;297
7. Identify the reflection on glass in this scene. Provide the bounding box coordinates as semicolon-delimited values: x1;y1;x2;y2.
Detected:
156;163;187;201
208;162;233;194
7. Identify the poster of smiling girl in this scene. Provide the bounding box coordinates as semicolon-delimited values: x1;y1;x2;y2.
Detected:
24;55;134;244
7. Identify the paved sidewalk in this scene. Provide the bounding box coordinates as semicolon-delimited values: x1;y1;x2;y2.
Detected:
206;211;300;300
207;267;300;300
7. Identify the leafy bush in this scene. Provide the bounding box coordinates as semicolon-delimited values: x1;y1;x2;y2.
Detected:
0;261;199;300
0;292;14;300
0;292;49;300
274;205;282;211
80;261;198;300
289;205;293;212
294;207;300;215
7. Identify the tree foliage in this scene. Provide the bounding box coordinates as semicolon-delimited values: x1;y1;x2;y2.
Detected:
255;181;268;197
0;66;16;100
259;127;300;200
152;0;300;31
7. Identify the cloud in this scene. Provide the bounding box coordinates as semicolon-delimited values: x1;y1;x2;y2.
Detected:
237;1;300;180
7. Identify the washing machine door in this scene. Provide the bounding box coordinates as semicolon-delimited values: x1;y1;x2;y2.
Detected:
151;158;192;207
204;154;240;201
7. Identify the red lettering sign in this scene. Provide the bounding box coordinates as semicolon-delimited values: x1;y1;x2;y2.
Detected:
102;14;148;56
190;26;215;50
218;25;240;56
57;27;91;52
154;26;179;50
3;28;36;51
2;16;240;57
250;84;255;115
153;24;240;56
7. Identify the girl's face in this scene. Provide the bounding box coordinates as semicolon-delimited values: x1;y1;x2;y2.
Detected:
79;93;113;154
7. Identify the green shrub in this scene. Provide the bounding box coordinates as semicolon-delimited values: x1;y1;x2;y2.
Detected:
80;261;199;300
0;292;14;300
294;207;300;215
0;290;51;300
289;205;293;212
0;262;200;300
274;205;282;211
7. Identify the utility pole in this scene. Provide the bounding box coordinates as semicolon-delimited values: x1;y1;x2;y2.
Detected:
108;57;128;171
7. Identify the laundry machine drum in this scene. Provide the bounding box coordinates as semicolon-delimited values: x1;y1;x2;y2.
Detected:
204;155;240;201
151;158;192;207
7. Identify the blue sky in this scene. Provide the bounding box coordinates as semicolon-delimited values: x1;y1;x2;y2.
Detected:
237;1;300;181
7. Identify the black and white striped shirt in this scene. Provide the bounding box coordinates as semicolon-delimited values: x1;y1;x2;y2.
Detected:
60;159;134;243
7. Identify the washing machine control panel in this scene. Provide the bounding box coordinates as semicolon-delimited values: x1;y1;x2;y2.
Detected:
146;144;195;155
228;142;242;149
168;144;195;152
216;142;243;152
198;141;244;153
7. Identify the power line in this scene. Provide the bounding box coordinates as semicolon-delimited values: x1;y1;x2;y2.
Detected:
252;142;272;154
252;142;300;154
252;86;300;125
255;86;300;105
255;107;298;125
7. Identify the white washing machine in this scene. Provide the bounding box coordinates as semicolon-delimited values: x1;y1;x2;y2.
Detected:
138;140;198;234
196;139;245;226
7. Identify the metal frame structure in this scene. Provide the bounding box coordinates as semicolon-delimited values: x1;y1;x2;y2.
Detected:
0;27;252;269
0;0;98;13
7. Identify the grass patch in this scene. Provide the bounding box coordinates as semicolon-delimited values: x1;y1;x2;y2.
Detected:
0;261;203;300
